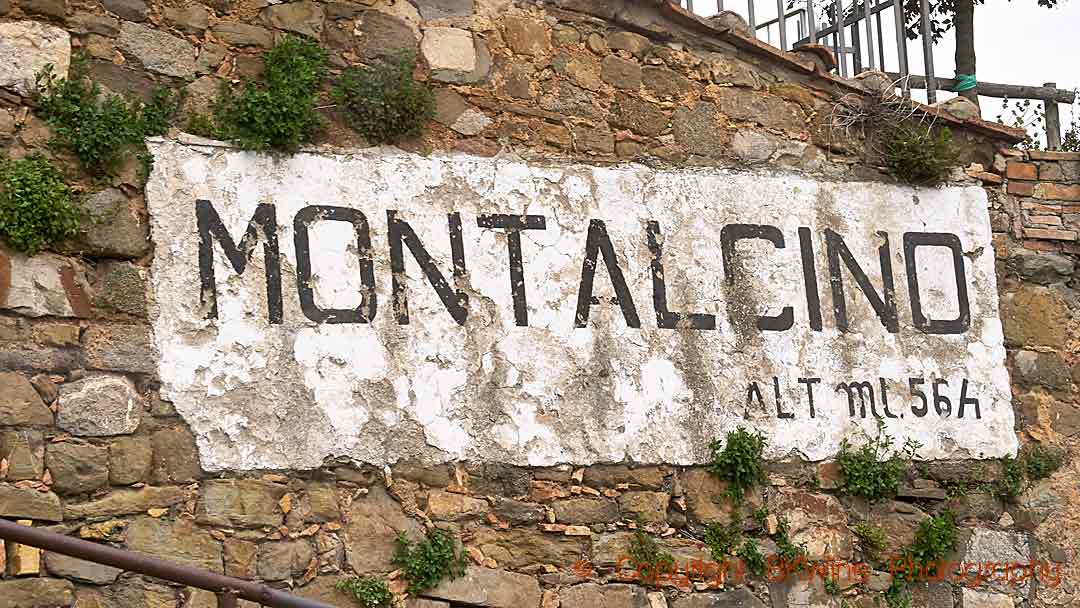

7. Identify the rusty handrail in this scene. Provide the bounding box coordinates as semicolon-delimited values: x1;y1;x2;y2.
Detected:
0;518;338;608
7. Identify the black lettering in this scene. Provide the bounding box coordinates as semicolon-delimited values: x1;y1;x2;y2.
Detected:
747;382;765;411
798;227;823;331
646;221;716;330
294;206;376;324
798;377;821;418
878;377;899;418
825;229;898;333
836;381;878;418
720;224;794;331
773;376;794;419
903;232;971;335
574;219;641;328
477;214;547;327
958;379;980;419
388;211;468;326
196;199;282;324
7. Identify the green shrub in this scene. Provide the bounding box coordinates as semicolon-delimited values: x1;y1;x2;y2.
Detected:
823;577;842;595
392;528;466;594
837;420;920;502
336;576;392;608
35;65;175;176
0;155;80;254
706;427;765;504
736;538;766;577
906;512;957;567
990;456;1024;502
852;521;886;556
703;522;742;561
885;123;955;186
214;35;327;151
773;517;807;567
333;50;435;144
1022;445;1062;481
627;529;674;571
884;576;911;608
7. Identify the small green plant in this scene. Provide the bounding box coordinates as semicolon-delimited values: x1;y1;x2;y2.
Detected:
823;577;842;595
35;65;175;176
988;445;1063;503
185;113;217;139
392;527;466;594
989;456;1024;502
736;538;766;577
628;529;674;571
1022;445;1062;481
706;427;766;504
0;155;80;254
852;521;886;556
905;511;958;568
214;35;328;152
773;517;807;566
703;522;742;561
333;50;435;144
336;576;392;608
837;420;920;502
751;505;769;528
884;576;911;608
885;123;954;185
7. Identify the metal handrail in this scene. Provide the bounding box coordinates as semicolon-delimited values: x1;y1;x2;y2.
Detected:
0;518;337;608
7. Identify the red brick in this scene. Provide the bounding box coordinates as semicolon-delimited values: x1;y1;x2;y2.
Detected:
1026;215;1063;226
1021;201;1061;214
1034;183;1080;201
1028;150;1080;161
1008;181;1035;196
1038;163;1064;181
1006;161;1037;180
1024;227;1078;241
1021;240;1061;252
974;171;1003;184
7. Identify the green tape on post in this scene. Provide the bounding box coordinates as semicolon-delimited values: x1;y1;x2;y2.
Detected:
953;74;978;92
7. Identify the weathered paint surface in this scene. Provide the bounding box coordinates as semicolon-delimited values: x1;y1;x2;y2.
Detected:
145;141;1017;471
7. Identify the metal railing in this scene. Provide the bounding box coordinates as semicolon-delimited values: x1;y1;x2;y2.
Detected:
681;0;1076;147
0;518;337;608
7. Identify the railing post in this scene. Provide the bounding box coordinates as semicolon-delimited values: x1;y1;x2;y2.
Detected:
218;591;239;608
776;0;788;49
1044;81;1062;150
833;0;847;76
863;0;877;70
807;0;817;42
747;0;756;32
893;0;910;97
919;0;937;103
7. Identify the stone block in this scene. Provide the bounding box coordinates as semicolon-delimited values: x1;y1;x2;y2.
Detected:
211;23;274;47
552;497;619;524
571;125;615;154
102;0;147;22
69;12;120;36
560;583;650;608
422;28;476;79
672;102;726;158
44;551;122;584
117;22;197;79
1023;227;1077;240
83;323;156;374
1005;161;1037;181
671;588;765;608
197;479;289;528
0;430;44;481
617;491;669;524
503;16;550;56
58;375;144;436
960;588;1014;608
0;21;70;97
1000;284;1073;349
63;189;150;259
414;0;473;19
262;1;324;38
224;537;258;578
109;436;153;485
714;87;806;132
1034;183;1080;201
257;539;315;580
606;31;651;57
642;66;691;99
46;441;109;495
427;489;488;520
1006;251;1074;284
126;517;223;573
95;261;149;317
471;528;583;569
0;250;91;318
0;485;62;521
422;566;541;608
0;578;74;608
601;55;642;90
0;373;54;425
492;498;545;525
164;4;209;33
344;484;421;573
63;486;186;519
352;11;419;61
150;425;203;484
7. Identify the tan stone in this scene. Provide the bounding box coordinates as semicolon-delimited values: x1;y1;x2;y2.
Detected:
503;16;550;56
126;517;223;573
560;583;649;608
552;497;619;524
197;479;288;528
109;436;153;485
1000;284;1074;349
472;528;584;568
65;486;185;519
680;468;758;524
422;565;541;608
7;521;40;575
224;537;258;578
0;372;54;426
344;484;421;573
0;485;62;521
617;491;669;524
0;578;74;608
0;430;44;481
427;489;488;520
46;441;109;495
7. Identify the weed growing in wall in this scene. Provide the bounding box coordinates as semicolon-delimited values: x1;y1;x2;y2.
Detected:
35;64;175;176
736;538;766;577
772;517;807;567
837;420;920;502
627;529;675;576
0;155;80;254
706;427;765;504
823;577;842;595
852;521;886;556
333;50;435;144
885;124;955;186
392;528;466;594
214;35;328;152
335;576;391;608
703;522;742;561
885;511;958;607
990;444;1062;502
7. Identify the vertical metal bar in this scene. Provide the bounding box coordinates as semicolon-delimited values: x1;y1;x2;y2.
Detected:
863;0;876;69
807;0;817;42
874;0;886;68
893;0;910;97
834;0;847;76
777;0;788;49
919;0;936;103
852;21;862;73
1044;82;1062;150
747;0;756;31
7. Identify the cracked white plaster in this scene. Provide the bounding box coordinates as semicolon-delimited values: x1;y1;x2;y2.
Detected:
145;141;1017;471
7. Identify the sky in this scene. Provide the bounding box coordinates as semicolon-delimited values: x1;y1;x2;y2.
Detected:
684;0;1079;146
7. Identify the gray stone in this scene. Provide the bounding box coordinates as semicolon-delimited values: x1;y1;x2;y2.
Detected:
0;485;62;521
300;482;340;522
610;94;667;136
344;484;421;573
58;375;144;436
83;323;156;374
65;189;150;259
117;22;196;79
422;28;476;79
673;102;724;157
258;539;315;580
552;497;619;524
415;0;473;19
1007;251;1074;284
126;517;223;573
179;75;223;122
422;566;541;608
352;11;418;60
86;61;160;102
492;498;545;525
211;23;274;48
45;552;122;584
64;486;186;519
715;87;806;132
671;588;765;608
46;441;109;495
196;43;227;74
642;66;691;99
435;37;491;85
503;16;550;56
617;491;669;524
109;436;153;485
102;0;148;22
69;12;120;36
95;262;149;317
434;88;469;126
263;2;324;38
164;4;210;33
0;430;44;480
571;125;615;154
0;372;54;426
0;21;70;98
197;479;289;528
933;96;982;121
0;250;91;318
22;0;66;19
150;425;202;483
0;579;74;608
77;576;178;608
560;583;649;608
541;81;601;119
449;109;492;136
606;31;651;57
732;130;777;162
601;55;642;90
960;588;1014;608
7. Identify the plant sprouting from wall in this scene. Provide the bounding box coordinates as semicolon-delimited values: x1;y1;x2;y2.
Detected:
35;64;175;177
213;35;328;152
392;527;466;594
627;529;675;574
0;155;80;255
885;123;955;186
706;427;765;504
336;576;392;608
837;420;920;502
333;50;435;144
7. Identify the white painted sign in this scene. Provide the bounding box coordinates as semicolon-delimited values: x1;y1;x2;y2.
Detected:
146;141;1017;471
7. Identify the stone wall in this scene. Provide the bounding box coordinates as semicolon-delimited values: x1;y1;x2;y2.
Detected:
0;0;1077;607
